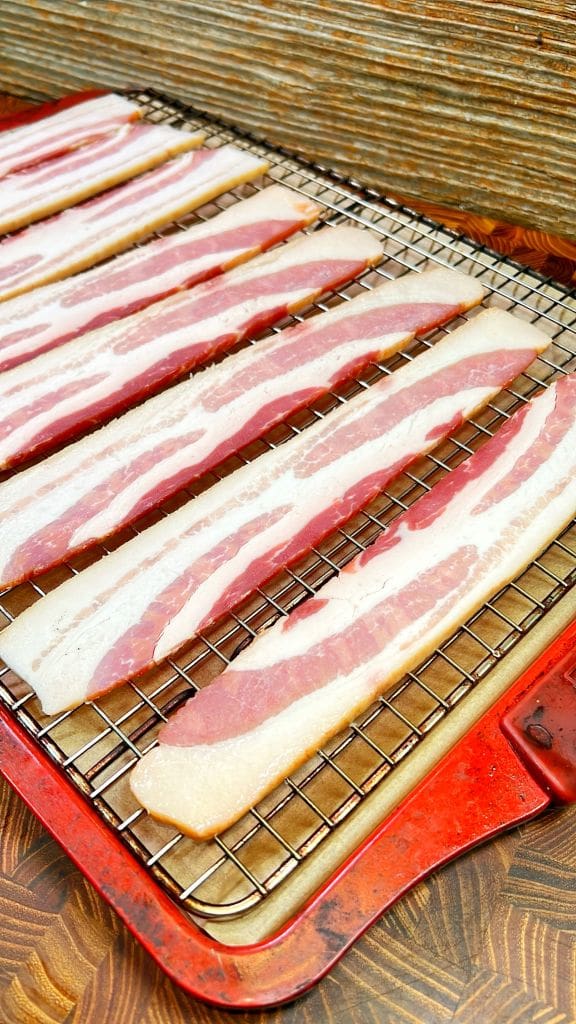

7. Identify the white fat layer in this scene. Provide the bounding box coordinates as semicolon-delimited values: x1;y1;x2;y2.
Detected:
75;332;410;541
0;147;266;298
0;183;317;363
0;310;551;712
0;147;244;267
0;265;481;574
236;385;570;668
154;384;501;657
0;226;376;463
3;385;482;702
0;328;406;560
0;123;204;231
131;388;576;836
0;94;141;172
130;669;367;837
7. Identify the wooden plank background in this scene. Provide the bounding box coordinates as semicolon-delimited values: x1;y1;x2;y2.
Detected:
0;1;575;238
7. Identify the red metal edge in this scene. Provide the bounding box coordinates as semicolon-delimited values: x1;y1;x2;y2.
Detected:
2;618;575;1009
501;636;576;802
0;90;109;133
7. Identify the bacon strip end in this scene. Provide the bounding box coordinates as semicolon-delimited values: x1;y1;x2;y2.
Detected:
131;374;576;838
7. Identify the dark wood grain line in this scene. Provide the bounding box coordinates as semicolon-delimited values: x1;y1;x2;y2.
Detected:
69;929;158;1024
0;876;59;978
0;1;575;236
478;905;576;1018
453;968;575;1024
0;778;44;875
383;831;519;965
516;805;576;862
503;851;576;927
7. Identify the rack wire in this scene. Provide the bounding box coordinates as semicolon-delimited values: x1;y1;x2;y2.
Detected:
1;88;575;922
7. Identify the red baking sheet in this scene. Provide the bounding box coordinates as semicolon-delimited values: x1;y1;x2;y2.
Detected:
2;618;575;1008
1;91;575;1009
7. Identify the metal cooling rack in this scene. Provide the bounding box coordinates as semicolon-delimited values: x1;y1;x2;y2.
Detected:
1;88;575;922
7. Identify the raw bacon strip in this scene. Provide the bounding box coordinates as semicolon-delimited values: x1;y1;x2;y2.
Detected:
0;93;142;179
0;145;267;302
0;309;551;716
0;266;484;588
0;185;320;372
0;226;381;468
129;374;576;839
0;121;205;234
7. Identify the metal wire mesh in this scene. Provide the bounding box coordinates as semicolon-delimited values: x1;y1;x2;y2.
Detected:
1;88;575;921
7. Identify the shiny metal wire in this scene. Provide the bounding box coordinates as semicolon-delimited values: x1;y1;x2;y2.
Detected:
1;88;575;920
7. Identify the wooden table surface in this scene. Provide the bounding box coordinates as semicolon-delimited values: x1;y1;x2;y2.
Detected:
1;91;576;1024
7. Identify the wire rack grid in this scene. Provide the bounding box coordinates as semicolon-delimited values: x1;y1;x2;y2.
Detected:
0;88;575;922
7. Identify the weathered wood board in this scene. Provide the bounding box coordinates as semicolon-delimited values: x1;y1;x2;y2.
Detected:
3;774;576;1023
0;1;575;237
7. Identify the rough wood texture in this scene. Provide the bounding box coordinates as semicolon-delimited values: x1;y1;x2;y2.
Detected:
3;776;576;1023
0;1;575;238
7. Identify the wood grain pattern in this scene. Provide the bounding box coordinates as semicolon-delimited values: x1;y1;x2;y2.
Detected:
1;91;576;1023
0;2;575;237
3;775;576;1023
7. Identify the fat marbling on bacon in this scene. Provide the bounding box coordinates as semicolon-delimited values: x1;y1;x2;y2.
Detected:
0;145;269;302
129;373;576;838
0;184;321;372
0;308;551;716
0;265;484;588
0;121;206;235
0;225;381;468
0;93;142;179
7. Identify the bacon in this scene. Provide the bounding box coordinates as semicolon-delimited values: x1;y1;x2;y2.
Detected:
0;226;380;468
0;93;142;179
128;374;576;838
0;266;484;588
0;308;551;717
0;145;268;302
0;121;205;235
0;185;320;372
